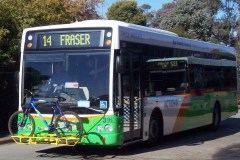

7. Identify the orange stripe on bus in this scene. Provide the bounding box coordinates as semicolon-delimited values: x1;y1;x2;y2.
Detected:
173;96;189;133
31;115;80;121
31;115;100;121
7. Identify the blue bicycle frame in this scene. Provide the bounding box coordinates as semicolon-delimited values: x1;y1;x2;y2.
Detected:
21;96;63;131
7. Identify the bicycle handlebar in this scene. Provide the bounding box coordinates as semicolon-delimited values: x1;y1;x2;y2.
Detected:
24;89;33;97
23;89;67;105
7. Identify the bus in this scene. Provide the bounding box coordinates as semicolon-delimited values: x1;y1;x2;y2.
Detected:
16;20;238;146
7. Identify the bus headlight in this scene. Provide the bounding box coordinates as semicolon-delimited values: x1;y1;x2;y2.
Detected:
96;125;104;132
105;124;113;132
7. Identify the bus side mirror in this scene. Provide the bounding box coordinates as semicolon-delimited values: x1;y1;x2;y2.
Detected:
116;55;125;73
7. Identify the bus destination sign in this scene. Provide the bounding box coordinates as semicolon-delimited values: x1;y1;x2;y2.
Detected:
25;30;108;50
38;31;101;49
157;61;178;69
149;60;186;70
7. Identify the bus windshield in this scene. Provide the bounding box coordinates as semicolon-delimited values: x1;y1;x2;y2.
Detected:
23;51;110;110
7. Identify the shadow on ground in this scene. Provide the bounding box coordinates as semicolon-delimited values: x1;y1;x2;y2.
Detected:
212;143;240;160
35;116;240;159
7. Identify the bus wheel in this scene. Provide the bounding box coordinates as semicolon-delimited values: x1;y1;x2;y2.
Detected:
211;106;221;131
148;114;162;146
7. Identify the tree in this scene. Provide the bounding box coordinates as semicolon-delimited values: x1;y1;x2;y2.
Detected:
140;4;151;12
152;0;220;41
214;0;239;46
152;0;239;46
0;1;20;67
140;4;155;27
152;2;175;29
203;0;222;16
236;25;240;63
106;0;146;25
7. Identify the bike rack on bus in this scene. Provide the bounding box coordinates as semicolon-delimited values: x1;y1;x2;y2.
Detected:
11;134;80;146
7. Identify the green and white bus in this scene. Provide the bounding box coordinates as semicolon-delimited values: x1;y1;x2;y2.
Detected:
18;20;238;146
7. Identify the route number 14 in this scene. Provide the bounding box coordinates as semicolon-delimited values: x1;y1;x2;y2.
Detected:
42;35;52;47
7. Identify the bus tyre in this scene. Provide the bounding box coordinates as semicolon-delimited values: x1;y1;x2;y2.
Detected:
8;111;35;136
148;114;162;146
211;106;221;131
55;111;83;138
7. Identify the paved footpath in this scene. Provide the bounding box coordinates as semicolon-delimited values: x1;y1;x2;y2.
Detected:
0;133;12;145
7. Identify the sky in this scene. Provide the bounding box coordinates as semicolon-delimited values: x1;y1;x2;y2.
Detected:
97;0;174;17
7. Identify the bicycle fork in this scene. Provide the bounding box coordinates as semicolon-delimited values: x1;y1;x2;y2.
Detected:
57;114;72;131
19;111;30;128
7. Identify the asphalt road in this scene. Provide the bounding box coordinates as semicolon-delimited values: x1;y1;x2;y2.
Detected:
0;111;240;160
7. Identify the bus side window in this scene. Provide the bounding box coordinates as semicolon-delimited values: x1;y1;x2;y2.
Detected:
193;72;205;89
179;83;188;91
122;75;130;97
148;82;155;96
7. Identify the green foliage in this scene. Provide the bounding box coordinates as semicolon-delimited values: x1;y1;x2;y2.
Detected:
139;4;154;27
169;27;196;39
236;25;240;63
153;0;215;41
152;0;238;46
217;0;239;46
106;0;146;25
140;4;151;13
0;0;19;67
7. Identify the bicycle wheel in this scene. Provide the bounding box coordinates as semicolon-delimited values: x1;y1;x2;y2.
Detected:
55;111;83;138
8;111;35;136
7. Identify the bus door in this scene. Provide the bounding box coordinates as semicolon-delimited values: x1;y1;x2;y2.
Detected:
121;51;142;142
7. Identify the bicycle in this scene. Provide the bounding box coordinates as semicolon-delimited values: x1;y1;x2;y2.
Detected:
8;90;83;138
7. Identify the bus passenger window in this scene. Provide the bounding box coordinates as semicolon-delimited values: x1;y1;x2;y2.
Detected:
148;82;155;96
193;73;205;88
122;76;130;97
178;83;189;91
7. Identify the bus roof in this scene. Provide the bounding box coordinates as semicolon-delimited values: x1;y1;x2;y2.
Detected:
22;20;236;56
23;19;178;36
